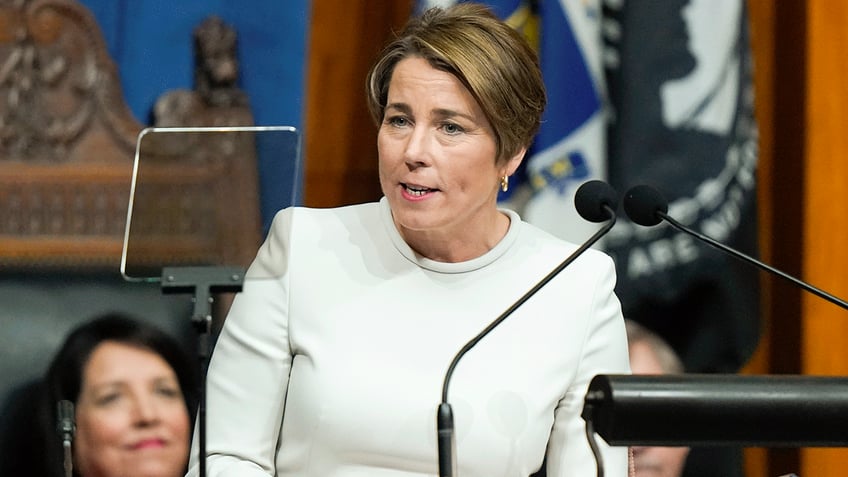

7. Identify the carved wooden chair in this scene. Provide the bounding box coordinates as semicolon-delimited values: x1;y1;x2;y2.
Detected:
0;1;260;270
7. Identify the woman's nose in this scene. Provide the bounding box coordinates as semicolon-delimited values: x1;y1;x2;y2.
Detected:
403;127;433;167
132;396;161;425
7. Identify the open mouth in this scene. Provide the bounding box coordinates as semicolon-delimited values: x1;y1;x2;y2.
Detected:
402;183;437;197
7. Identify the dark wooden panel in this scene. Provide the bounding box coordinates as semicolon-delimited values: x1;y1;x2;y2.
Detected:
302;0;413;207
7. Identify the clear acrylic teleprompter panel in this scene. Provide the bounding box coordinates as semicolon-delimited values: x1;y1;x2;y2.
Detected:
120;126;302;282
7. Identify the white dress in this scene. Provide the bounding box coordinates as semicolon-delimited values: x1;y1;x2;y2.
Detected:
187;197;630;476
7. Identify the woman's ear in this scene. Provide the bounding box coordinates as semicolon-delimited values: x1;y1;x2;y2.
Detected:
501;147;527;177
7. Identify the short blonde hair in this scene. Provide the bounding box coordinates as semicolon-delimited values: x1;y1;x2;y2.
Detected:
366;3;546;164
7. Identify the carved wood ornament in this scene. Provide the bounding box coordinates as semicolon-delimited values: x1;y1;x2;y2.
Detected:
0;0;261;272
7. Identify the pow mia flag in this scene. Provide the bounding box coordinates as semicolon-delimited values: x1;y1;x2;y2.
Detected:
603;0;760;377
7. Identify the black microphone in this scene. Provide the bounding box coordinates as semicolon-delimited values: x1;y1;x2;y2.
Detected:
56;400;75;477
437;180;619;477
623;184;848;310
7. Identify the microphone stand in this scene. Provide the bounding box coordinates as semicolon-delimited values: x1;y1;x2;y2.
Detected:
657;211;848;310
56;400;75;477
160;266;245;477
437;206;617;477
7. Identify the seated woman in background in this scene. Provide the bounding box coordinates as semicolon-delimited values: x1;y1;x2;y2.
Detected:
43;312;197;477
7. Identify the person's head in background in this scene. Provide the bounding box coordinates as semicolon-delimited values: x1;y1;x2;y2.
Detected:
626;319;689;477
44;312;197;477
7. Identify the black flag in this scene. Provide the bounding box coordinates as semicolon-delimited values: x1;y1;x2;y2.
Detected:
602;0;760;376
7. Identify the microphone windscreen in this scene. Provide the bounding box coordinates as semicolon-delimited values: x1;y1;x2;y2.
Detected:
623;185;668;226
57;400;74;435
574;180;618;223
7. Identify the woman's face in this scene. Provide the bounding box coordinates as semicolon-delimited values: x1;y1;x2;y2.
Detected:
74;341;190;477
378;57;522;250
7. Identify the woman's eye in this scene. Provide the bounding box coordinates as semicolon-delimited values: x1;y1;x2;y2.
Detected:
95;393;121;406
156;386;182;398
442;123;463;135
387;116;409;127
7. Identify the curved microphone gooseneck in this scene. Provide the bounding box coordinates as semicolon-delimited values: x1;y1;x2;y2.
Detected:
437;180;619;477
623;184;848;310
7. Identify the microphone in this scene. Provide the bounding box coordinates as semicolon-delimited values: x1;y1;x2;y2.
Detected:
437;180;619;477
623;184;848;310
56;400;75;477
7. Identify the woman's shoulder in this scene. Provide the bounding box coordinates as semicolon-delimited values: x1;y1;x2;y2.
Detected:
515;217;615;269
268;201;381;231
247;201;384;278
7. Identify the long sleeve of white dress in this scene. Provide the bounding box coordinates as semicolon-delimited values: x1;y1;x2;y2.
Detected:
186;199;630;477
186;205;295;476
